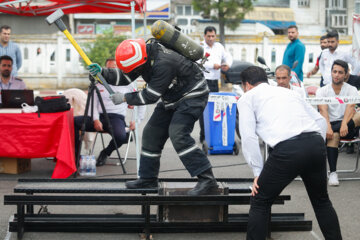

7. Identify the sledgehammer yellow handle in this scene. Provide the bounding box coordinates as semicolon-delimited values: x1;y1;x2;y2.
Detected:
63;29;92;65
46;9;114;94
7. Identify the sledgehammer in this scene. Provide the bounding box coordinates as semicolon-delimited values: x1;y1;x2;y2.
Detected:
46;9;114;94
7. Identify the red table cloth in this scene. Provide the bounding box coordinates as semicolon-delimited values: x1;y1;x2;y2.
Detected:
0;109;76;178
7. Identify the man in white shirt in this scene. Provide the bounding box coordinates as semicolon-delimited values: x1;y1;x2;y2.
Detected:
199;26;233;143
316;59;360;186
319;31;360;86
275;64;306;98
238;66;341;240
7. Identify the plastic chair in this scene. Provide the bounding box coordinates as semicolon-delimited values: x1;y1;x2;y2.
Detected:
91;127;136;165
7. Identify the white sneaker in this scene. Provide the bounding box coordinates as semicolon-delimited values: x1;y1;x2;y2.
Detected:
328;172;339;186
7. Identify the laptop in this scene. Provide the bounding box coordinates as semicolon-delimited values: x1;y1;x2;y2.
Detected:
1;89;34;108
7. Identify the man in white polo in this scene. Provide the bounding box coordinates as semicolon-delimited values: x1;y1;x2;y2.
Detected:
317;59;360;186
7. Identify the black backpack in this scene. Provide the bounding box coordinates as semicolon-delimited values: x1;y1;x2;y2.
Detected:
35;95;71;114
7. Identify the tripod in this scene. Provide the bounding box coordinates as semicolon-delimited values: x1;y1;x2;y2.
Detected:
75;77;127;176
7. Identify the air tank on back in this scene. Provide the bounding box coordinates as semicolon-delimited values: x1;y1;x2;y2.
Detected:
151;20;204;61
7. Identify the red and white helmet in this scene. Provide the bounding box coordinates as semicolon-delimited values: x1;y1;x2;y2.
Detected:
115;38;147;73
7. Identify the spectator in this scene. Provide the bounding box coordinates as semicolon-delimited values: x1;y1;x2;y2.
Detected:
0;25;22;76
74;58;145;166
275;64;306;98
199;26;233;143
282;25;305;81
345;71;360;90
316;59;360;186
0;55;26;104
306;35;329;86
319;31;360;86
238;66;342;240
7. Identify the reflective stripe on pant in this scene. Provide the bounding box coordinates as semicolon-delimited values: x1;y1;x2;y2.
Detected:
139;95;212;178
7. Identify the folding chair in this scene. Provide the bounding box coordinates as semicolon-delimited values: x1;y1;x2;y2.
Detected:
91;127;136;165
338;137;360;174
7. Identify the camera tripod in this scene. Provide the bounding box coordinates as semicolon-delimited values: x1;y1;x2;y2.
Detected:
75;77;127;176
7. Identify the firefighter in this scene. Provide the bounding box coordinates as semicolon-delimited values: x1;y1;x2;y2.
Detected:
88;38;218;195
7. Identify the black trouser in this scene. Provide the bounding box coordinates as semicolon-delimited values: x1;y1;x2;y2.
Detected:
139;94;212;178
74;113;127;156
199;79;219;141
247;132;342;240
320;76;325;87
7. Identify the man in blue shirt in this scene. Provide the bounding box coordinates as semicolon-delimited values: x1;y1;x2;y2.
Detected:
282;25;305;81
0;25;22;76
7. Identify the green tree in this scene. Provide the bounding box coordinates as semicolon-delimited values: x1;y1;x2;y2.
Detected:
192;0;253;46
83;30;126;68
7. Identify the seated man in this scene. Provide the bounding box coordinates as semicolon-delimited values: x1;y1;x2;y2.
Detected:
74;58;145;166
316;59;360;186
275;64;306;98
0;55;26;104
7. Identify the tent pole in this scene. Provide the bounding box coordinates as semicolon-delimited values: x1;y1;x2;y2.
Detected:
131;1;141;176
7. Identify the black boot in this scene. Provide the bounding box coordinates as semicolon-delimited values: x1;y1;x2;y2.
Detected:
96;150;108;166
125;178;158;189
187;168;218;195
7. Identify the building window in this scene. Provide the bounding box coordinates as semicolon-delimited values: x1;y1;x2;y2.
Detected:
176;18;188;26
327;0;347;8
298;0;310;7
176;6;183;15
309;53;313;63
271;48;276;64
356;1;360;13
66;49;71;62
254;48;259;63
331;14;347;27
50;51;55;62
24;47;28;60
241;48;247;61
185;5;192;16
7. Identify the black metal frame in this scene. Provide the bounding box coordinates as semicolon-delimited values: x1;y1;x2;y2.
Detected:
4;178;312;240
76;77;126;175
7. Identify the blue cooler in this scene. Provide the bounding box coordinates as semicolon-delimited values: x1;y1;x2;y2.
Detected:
203;92;237;154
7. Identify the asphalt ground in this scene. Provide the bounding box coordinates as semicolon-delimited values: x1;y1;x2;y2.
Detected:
1;79;360;240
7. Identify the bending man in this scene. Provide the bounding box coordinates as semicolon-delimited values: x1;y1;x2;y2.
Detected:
88;38;218;195
238;66;342;239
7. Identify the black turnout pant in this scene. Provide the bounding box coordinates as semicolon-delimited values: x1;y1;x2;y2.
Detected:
247;132;342;240
139;95;212;178
199;79;219;141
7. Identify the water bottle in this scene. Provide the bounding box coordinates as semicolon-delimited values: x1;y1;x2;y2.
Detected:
86;155;91;176
79;155;86;176
90;155;96;176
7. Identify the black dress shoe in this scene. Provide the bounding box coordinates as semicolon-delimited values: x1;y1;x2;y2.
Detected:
188;168;219;195
96;151;108;166
125;178;158;189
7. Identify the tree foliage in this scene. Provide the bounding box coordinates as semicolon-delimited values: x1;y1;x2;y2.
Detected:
83;31;127;68
192;0;253;45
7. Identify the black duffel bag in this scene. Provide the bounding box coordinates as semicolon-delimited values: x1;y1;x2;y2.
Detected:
35;95;71;113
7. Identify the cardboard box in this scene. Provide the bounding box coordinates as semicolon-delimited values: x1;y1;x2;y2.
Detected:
158;182;227;222
0;158;31;174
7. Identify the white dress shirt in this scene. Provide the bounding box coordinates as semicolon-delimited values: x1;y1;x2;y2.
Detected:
238;83;326;177
91;83;146;123
201;41;233;80
316;83;358;122
319;48;360;85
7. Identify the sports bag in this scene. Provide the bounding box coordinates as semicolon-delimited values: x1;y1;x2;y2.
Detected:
35;95;71;113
